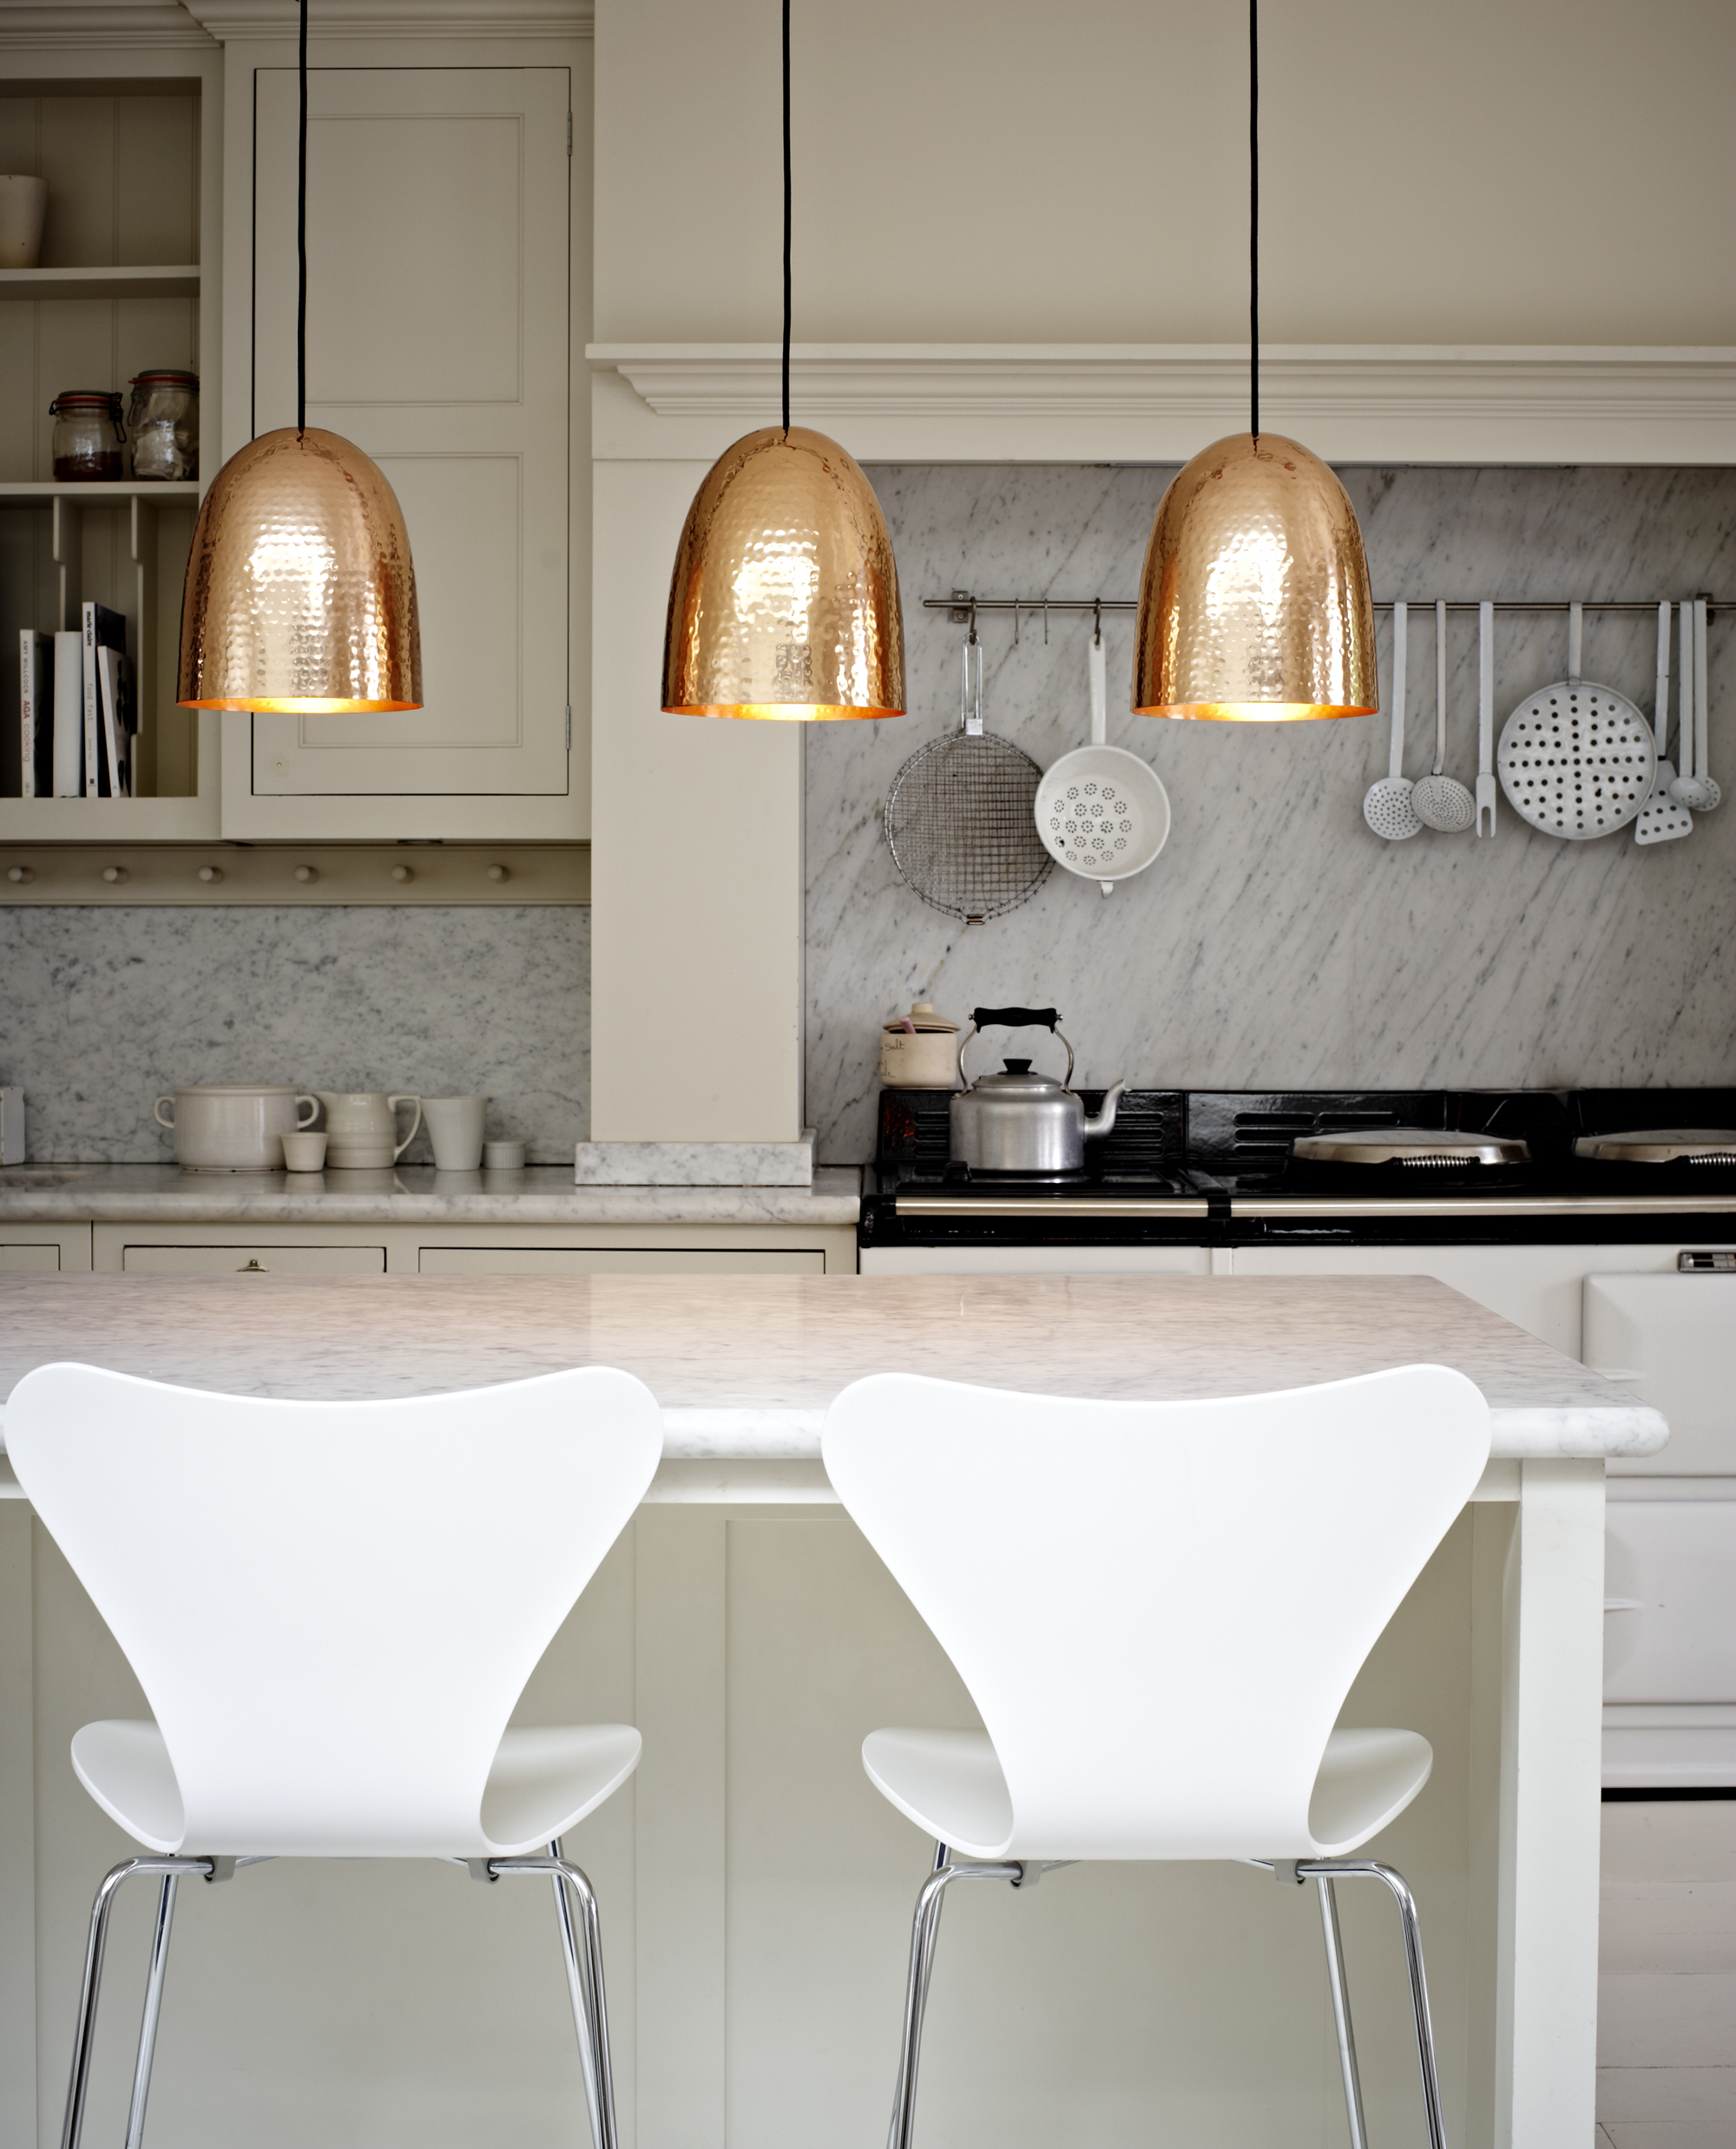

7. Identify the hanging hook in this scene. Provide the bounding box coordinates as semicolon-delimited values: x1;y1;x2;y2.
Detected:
968;600;978;648
1012;599;1020;647
1093;597;1102;648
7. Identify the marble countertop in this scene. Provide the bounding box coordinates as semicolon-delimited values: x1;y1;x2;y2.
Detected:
0;1271;1666;1462
0;1163;861;1226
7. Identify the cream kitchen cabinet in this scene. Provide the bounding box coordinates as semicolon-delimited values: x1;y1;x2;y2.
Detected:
91;1220;857;1275
118;1243;386;1275
224;63;586;841
0;1224;90;1272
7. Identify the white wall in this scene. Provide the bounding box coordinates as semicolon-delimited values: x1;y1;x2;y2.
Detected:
595;0;1736;349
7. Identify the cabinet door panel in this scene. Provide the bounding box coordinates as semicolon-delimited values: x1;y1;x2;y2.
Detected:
251;68;568;797
418;1247;826;1277
122;1244;385;1275
0;1245;59;1272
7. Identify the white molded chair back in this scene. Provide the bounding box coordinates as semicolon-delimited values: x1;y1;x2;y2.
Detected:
822;1365;1489;1861
5;1364;662;1857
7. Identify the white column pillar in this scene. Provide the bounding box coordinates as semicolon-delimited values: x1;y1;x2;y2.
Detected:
589;456;805;1143
1496;1458;1605;2147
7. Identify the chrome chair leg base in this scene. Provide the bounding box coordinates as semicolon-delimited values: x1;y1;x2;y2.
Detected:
884;1847;1446;2149
62;1857;214;2149
1278;1857;1446;2149
62;1846;619;2149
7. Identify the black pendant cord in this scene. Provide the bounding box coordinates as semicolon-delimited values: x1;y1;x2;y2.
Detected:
1248;0;1259;441
781;0;792;438
296;0;308;436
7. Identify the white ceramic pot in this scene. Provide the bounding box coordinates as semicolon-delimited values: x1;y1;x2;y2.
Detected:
879;1002;962;1089
314;1091;421;1169
0;177;48;270
154;1085;318;1173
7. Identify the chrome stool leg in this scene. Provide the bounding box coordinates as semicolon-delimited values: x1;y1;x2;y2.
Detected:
1298;1859;1447;2149
476;1847;620;2149
1314;1876;1369;2149
885;1843;1023;2149
61;1857;213;2149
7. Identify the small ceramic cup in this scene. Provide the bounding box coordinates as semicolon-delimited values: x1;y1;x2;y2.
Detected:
483;1139;526;1171
422;1096;488;1171
280;1130;328;1172
0;177;49;270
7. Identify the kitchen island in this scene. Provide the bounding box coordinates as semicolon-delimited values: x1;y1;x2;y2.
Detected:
0;1272;1649;2149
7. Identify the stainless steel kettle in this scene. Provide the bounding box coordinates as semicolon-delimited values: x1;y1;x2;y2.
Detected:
949;1008;1126;1175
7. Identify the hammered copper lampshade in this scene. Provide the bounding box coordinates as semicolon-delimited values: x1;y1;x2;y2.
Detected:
1131;431;1377;722
177;427;421;713
661;424;904;720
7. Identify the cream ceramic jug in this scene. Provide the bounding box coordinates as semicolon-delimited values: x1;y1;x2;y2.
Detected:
314;1091;421;1169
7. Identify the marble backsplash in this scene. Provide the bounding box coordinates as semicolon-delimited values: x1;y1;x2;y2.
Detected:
807;463;1736;1165
0;905;589;1163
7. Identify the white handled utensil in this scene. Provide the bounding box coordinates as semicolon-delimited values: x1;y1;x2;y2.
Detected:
1476;601;1497;836
1635;601;1693;846
1412;598;1475;831
1364;601;1422;840
1497;600;1654;838
1033;621;1171;896
1671;595;1721;811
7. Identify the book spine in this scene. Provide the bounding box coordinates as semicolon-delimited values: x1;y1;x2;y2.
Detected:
53;630;82;796
82;601;100;797
20;629;36;798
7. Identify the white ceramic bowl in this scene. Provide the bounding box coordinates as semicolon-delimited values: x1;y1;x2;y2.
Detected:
154;1086;317;1173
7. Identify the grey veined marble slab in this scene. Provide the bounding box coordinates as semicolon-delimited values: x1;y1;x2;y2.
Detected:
0;1163;859;1226
573;1132;817;1186
0;1271;1666;1462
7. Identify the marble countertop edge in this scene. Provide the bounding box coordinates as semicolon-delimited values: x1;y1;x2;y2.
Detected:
0;1164;862;1226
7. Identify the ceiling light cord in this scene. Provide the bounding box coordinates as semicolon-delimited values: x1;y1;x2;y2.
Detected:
1249;0;1259;443
781;0;792;439
296;0;308;437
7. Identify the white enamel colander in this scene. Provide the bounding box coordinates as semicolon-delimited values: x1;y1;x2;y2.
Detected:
1033;627;1171;897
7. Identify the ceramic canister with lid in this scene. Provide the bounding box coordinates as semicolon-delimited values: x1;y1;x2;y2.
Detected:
879;1002;962;1088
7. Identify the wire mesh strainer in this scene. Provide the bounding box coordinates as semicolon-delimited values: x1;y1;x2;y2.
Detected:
885;631;1053;923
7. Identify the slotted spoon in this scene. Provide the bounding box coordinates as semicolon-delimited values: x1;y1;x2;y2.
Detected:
1364;601;1422;840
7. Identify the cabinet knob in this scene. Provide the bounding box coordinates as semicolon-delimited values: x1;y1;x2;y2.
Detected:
197;864;223;884
102;865;128;884
7;865;34;884
391;864;413;883
486;863;509;883
240;1258;269;1272
294;864;319;884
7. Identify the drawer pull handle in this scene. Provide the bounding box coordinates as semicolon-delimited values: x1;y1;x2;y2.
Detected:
240;1258;269;1272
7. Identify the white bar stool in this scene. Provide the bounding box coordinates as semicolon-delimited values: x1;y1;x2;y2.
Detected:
5;1361;664;2149
821;1364;1492;2149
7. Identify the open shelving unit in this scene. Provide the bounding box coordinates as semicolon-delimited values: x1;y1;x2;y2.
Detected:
0;55;220;845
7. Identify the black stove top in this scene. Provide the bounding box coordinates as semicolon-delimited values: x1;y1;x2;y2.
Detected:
860;1087;1736;1249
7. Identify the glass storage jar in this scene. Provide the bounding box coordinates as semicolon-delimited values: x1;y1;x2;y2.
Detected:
127;370;199;481
49;391;124;482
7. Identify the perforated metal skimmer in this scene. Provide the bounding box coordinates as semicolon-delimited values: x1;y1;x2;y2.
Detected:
1496;604;1655;839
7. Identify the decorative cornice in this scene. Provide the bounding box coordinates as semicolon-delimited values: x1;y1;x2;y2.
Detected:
181;0;591;36
589;342;1735;424
0;3;218;48
587;343;1736;466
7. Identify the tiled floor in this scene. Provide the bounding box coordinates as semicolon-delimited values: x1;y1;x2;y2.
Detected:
1598;1802;1736;2149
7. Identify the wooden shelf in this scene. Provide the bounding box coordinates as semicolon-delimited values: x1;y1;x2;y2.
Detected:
0;482;201;503
0;265;200;301
0;798;219;845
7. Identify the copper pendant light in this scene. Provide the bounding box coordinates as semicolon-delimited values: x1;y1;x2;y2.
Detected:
1132;3;1375;723
661;0;904;721
178;0;420;715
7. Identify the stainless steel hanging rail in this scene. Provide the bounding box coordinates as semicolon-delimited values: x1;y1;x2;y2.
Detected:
926;593;1726;622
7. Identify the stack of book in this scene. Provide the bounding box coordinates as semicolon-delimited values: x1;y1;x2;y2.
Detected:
19;602;135;799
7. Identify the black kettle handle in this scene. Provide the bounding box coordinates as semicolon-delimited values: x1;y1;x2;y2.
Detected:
970;1006;1058;1031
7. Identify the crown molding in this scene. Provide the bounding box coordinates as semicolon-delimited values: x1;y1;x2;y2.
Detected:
181;0;590;36
0;4;218;48
587;343;1736;466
